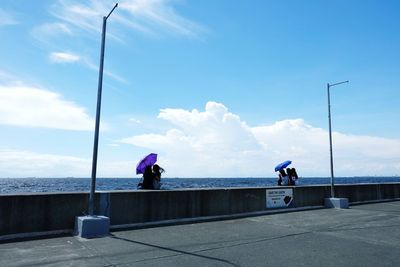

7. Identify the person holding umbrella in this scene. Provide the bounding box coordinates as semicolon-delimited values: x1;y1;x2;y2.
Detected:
136;153;165;190
278;169;289;186
141;165;155;189
275;160;297;186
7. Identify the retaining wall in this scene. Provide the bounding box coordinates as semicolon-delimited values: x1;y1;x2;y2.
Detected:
1;183;399;237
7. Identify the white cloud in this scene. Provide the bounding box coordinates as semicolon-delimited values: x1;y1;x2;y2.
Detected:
119;0;207;38
0;149;135;178
49;52;81;63
0;70;17;82
0;149;91;177
82;58;127;84
2;100;397;178
120;101;400;177
47;51;127;83
49;1;107;37
32;22;72;38
0;84;94;131
0;8;18;26
48;0;206;39
129;118;142;124
252;120;400;176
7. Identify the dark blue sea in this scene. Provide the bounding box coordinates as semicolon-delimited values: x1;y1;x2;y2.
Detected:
1;177;400;194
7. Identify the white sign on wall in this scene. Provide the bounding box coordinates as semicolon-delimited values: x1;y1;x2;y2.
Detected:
266;188;294;209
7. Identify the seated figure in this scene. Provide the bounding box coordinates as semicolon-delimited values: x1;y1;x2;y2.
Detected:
278;169;289;186
141;166;155;189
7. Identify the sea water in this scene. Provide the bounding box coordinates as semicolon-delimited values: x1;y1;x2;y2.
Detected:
1;177;400;194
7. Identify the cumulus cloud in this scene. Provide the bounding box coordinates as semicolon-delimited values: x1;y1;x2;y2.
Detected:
0;84;94;131
121;101;400;177
2;101;398;178
252;120;400;176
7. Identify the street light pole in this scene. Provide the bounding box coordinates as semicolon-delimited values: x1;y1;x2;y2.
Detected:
327;80;349;198
88;3;118;216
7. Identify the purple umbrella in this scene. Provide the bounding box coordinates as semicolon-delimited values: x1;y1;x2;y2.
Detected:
136;153;157;175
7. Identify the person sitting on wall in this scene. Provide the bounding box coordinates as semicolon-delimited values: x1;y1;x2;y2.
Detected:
140;165;155;189
287;168;295;186
152;164;165;190
278;169;289;186
287;168;299;186
291;168;299;185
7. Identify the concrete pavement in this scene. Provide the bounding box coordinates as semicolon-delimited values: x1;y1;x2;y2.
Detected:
1;201;399;266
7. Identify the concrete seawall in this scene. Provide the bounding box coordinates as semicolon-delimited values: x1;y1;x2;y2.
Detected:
1;183;400;237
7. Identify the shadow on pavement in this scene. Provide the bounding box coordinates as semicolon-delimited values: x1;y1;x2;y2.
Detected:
110;234;239;266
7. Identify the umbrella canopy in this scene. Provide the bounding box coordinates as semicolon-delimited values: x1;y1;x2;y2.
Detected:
274;160;292;172
136;153;157;175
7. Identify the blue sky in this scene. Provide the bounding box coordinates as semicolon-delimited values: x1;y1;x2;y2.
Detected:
0;0;399;178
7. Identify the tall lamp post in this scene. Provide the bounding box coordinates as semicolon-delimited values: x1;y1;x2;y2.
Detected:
327;80;349;198
89;3;118;216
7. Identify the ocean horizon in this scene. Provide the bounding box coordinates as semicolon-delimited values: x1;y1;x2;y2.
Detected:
1;176;400;194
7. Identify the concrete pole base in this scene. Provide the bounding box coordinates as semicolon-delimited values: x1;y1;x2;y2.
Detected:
324;198;349;209
75;215;110;238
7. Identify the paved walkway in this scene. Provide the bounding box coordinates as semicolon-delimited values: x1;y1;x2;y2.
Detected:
1;201;399;266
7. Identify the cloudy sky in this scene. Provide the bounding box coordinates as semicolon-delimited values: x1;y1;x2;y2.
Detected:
0;0;399;178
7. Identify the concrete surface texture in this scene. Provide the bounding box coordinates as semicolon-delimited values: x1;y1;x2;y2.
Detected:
0;201;399;267
2;184;399;236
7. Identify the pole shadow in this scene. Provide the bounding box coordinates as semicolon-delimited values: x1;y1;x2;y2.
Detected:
110;234;239;266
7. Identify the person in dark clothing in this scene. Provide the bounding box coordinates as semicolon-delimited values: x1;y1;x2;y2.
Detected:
152;164;165;189
141;165;155;189
287;168;294;186
292;168;299;185
287;167;299;186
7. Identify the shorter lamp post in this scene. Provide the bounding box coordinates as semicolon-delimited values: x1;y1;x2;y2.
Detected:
327;80;349;198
